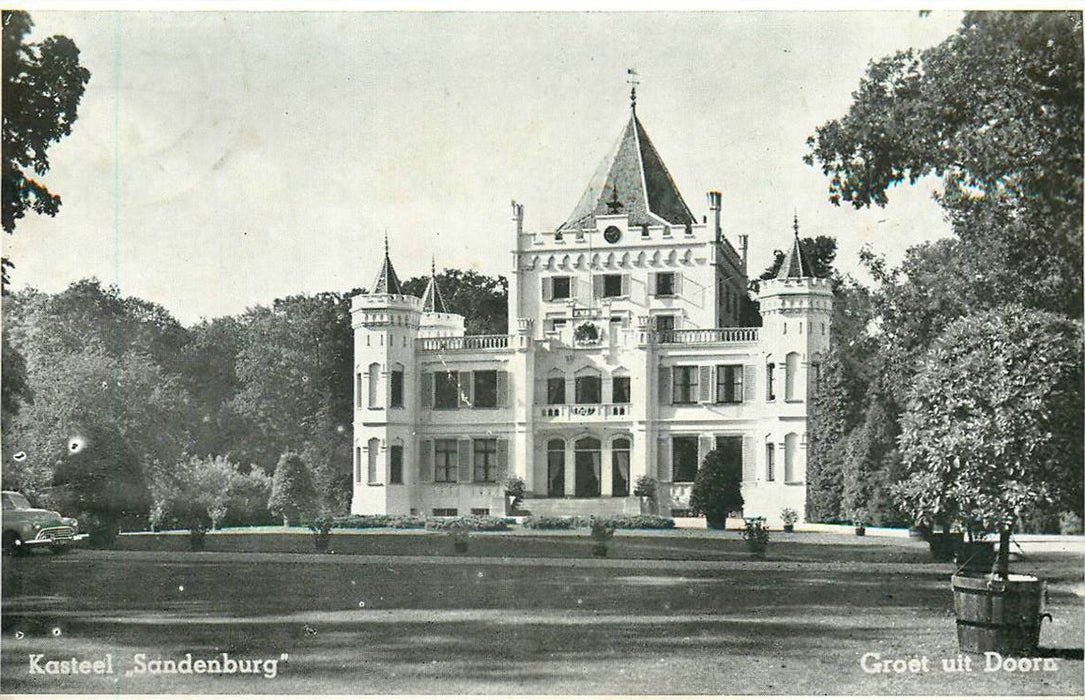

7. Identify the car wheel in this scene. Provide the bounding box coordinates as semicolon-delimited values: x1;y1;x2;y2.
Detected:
3;531;24;556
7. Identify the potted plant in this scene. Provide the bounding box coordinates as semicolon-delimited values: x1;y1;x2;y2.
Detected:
188;524;207;552
633;476;657;515
450;522;471;553
573;322;600;345
309;516;336;553
893;308;1081;654
780;508;798;533
590;518;615;557
852;510;867;537
741;517;769;558
504;476;526;516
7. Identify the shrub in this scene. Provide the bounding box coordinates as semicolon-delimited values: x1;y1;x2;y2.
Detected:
523;514;675;530
267;452;318;526
522;516;575;530
780;508;799;526
424;515;510;532
690;448;743;529
633;475;657;499
333;514;427;529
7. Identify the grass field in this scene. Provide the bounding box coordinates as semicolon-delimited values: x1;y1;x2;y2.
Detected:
2;530;1082;695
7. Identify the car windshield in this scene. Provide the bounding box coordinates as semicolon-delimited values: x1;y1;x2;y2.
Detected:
2;493;33;510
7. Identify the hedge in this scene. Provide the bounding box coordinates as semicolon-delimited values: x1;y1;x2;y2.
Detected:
523;515;675;530
333;514;426;529
424;515;512;532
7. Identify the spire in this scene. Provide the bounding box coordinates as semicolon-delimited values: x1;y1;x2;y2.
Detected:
776;213;811;279
559;109;695;232
420;255;449;313
627;68;639;115
370;232;403;294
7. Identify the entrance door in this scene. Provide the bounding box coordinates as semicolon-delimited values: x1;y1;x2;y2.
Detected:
547;439;565;497
574;437;601;497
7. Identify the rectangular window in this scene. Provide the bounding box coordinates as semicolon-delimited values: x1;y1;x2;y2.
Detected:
715;365;744;404
672;436;699;483
390;369;404;408
432;508;458;517
575;375;602;404
766;443;776;481
471;508;490;516
473;438;497;482
672;366;698;405
550;318;567;333
389;445;403;484
655;272;675;296
766;363;776;401
655;315;675;332
434;439;458;482
473;370;498;408
355;372;363;408
612;376;631;404
547;376;566;405
602;274;623;298
552;276;571;300
435;371;459;409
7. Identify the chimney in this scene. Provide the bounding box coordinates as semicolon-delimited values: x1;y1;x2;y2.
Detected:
739;234;749;275
511;200;524;236
707;191;722;243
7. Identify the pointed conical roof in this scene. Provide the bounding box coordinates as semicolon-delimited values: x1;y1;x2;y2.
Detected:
420;259;449;313
370;235;403;294
776;215;810;279
558;112;695;231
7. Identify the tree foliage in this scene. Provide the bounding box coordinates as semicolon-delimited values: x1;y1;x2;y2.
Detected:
894;307;1083;535
400;268;508;335
689;448;744;529
268;452;318;526
150;455;273;531
758;235;838;283
2;10;91;234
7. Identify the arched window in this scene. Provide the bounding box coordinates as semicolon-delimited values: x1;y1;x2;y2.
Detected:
546;369;566;405
784;433;798;483
765;439;776;481
368;362;381;408
389;362;405;408
784;352;800;402
367;437;381;484
574;437;602;497
355;446;362;483
547;438;565;496
612;437;631;496
574;367;602;404
389;438;404;484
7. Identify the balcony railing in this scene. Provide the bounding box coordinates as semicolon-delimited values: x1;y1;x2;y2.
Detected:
538;403;631;420
653;327;759;344
419;335;512;351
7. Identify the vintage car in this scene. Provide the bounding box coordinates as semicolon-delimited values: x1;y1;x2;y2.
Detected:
1;490;87;555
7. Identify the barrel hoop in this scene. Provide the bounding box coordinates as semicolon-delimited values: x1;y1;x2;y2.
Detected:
955;619;1037;632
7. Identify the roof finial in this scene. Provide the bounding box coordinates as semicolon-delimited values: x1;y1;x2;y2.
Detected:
792;209;800;238
431;254;436;277
627;68;639;113
384;230;390;257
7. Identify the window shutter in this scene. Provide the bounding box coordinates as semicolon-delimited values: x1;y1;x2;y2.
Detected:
674;273;683;296
698;366;712;403
698;435;714;467
421;372;433;408
648;272;657;296
419;440;433;483
497;371;509;407
497;438;509;483
657;436;672;482
593;274;604;300
458;439;472;482
743;363;757;402
458;371;472;407
542;277;553;301
621;273;631;296
742;436;756;482
658;366;672;405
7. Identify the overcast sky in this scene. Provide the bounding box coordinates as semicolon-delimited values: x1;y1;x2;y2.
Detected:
7;10;964;324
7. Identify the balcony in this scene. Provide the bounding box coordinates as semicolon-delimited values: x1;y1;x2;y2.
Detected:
653;327;759;344
538;403;631;421
418;335;512;352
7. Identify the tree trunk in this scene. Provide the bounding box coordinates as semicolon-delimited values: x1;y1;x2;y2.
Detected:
993;525;1011;578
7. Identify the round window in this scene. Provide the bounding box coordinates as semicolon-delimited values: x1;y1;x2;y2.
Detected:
603;226;622;244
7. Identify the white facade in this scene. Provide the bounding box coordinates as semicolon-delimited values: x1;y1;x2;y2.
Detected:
351;107;832;525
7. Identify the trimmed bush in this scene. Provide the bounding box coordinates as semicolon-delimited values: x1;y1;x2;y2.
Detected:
333;514;427;529
523;514;675;530
424;515;511;532
522;516;575;530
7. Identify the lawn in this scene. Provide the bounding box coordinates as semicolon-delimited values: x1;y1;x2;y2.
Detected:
2;530;1082;695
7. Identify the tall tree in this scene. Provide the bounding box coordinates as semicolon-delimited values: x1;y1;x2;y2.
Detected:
2;10;91;237
400;268;508;335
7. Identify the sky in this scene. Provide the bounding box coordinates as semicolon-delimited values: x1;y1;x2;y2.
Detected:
6;10;965;325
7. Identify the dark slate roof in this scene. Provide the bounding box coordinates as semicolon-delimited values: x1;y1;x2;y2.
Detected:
371;240;403;294
776;233;810;279
559;113;695;232
420;262;449;313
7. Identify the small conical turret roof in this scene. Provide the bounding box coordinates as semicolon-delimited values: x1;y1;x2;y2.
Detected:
776;213;810;279
559;109;695;232
370;234;403;294
420;258;449;313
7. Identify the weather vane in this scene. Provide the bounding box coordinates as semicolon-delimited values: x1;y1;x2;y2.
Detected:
627;68;639;113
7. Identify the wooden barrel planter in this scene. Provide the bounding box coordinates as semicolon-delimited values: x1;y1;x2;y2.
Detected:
928;532;964;562
952;574;1048;654
955;541;996;574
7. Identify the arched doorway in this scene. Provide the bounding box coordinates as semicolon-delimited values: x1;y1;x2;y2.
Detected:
611;437;631;496
574;437;601;497
547;439;565;497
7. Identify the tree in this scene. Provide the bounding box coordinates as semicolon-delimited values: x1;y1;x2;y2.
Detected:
268;452;318;526
840;397;906;527
894;306;1083;576
689;448;744;529
400;268;508;335
806;346;847;522
806;11;1083;317
2;10;91;279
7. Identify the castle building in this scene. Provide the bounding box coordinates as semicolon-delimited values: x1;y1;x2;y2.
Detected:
351;99;833;524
